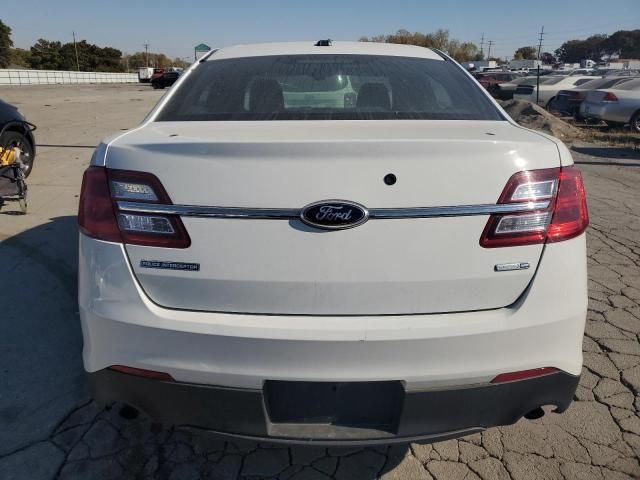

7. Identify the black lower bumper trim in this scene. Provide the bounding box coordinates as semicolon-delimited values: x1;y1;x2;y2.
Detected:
89;370;579;445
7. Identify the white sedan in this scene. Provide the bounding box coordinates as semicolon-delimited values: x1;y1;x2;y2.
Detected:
78;41;589;445
514;75;597;108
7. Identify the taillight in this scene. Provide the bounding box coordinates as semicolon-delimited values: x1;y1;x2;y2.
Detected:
546;167;589;243
78;167;190;248
480;166;588;248
602;92;618;103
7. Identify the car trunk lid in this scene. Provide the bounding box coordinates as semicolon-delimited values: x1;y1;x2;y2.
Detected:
106;120;560;315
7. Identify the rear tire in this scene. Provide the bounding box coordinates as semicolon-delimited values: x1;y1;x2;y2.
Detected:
0;130;35;177
630;111;640;133
545;97;556;111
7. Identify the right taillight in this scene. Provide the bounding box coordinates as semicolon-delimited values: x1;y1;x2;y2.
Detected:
546;167;589;243
602;92;619;103
480;166;588;248
78;167;190;248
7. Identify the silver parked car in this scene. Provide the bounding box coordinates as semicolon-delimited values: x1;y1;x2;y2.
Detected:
549;76;637;118
580;78;640;131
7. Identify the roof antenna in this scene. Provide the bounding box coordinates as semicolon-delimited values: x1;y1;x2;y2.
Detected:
315;39;332;47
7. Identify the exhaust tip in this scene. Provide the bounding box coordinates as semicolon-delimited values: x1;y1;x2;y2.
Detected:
524;407;545;420
119;404;139;420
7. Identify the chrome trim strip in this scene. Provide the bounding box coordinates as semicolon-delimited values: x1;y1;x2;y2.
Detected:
117;200;550;219
368;201;550;218
117;201;298;219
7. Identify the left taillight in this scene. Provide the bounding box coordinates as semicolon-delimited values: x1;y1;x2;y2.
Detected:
78;167;190;248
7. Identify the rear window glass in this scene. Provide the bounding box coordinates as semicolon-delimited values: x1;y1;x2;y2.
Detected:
581;78;628;89
542;77;565;85
157;55;503;121
516;77;549;86
615;78;640;91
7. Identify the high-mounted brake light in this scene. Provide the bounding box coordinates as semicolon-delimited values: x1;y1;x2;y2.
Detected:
78;167;190;248
480;167;588;248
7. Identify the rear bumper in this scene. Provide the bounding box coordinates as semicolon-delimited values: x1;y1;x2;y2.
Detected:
90;368;579;445
79;233;587;390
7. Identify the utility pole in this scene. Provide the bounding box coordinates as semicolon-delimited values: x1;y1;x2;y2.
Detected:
480;33;485;60
536;26;545;105
487;40;493;61
72;31;80;71
536;25;545;61
144;43;149;67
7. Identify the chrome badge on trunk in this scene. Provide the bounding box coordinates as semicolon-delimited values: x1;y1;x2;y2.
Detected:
300;200;369;230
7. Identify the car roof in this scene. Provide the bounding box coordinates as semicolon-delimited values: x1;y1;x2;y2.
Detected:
206;41;444;61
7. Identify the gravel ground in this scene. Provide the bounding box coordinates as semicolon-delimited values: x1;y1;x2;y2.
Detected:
0;84;638;480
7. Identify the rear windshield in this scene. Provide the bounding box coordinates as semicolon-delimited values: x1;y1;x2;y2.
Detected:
516;77;554;86
541;77;565;85
614;78;640;91
157;55;503;121
581;77;633;89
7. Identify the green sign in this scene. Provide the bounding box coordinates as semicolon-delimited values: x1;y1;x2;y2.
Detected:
194;43;211;52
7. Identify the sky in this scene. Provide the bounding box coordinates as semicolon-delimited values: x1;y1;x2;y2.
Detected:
3;0;640;61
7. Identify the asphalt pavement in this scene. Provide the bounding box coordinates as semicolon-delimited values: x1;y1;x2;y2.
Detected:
0;84;638;479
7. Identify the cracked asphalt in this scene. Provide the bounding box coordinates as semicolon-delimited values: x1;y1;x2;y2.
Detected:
0;85;639;479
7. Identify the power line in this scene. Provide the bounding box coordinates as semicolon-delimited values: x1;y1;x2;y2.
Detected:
487;21;639;45
487;40;494;60
480;33;485;59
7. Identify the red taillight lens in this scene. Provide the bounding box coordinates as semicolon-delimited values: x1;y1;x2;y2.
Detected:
78;167;122;243
109;365;174;381
491;367;558;383
602;92;618;102
78;167;190;248
480;166;588;248
547;167;589;243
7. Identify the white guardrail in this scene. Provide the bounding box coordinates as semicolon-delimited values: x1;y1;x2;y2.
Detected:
0;69;138;85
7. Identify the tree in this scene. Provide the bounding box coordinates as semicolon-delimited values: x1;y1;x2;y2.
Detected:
360;29;481;62
448;41;480;63
555;34;608;63
540;52;556;65
28;37;124;71
172;57;191;69
29;39;63;69
514;46;537;60
123;51;173;70
604;29;640;58
8;48;30;67
0;19;13;68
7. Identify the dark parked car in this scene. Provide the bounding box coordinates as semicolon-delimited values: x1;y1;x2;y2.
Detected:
474;72;524;99
151;71;181;89
150;68;165;82
0;100;36;176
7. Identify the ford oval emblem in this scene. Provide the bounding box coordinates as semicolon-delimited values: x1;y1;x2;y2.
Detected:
300;200;369;230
